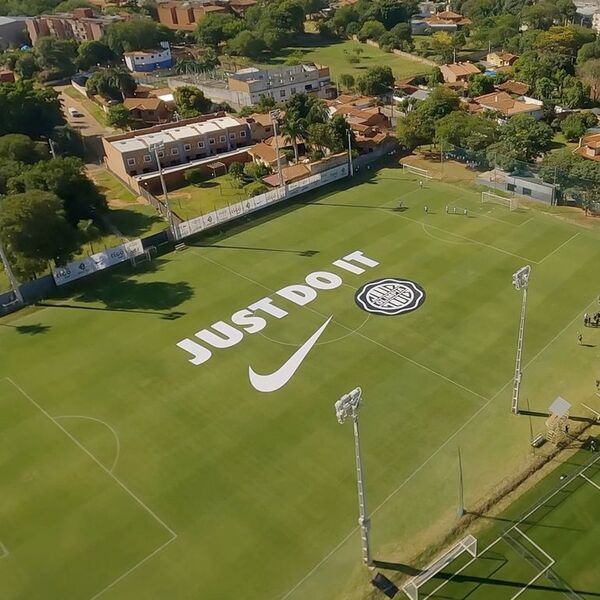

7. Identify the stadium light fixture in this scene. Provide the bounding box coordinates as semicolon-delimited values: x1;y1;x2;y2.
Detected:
269;110;285;188
149;142;177;241
511;265;531;415
335;386;373;566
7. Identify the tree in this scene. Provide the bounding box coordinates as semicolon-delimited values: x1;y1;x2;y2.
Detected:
356;65;394;96
468;74;494;98
34;36;77;79
104;19;174;54
330;4;358;36
280;111;307;161
0;190;79;279
54;0;94;11
396;110;433;150
328;113;353;152
427;67;443;87
14;53;39;79
256;94;276;113
0;81;64;138
577;40;600;65
85;67;136;101
76;40;115;70
429;31;455;63
339;73;355;91
578;59;600;101
306;122;333;154
77;218;100;254
106;104;133;129
227;31;266;60
521;2;559;30
379;22;412;51
559;112;596;141
500;114;553;162
51;125;84;157
228;161;244;179
185;167;210;185
472;14;519;48
15;156;106;224
174;86;212;118
0;134;46;163
418;86;460;121
243;161;270;180
285;93;328;124
195;13;244;47
358;20;386;42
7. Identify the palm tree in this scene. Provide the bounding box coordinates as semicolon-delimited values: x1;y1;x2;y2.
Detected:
281;112;307;163
109;67;136;99
306;98;329;125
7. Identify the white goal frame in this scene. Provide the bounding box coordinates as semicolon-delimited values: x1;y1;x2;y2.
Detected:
402;163;433;180
482;190;518;211
402;535;478;600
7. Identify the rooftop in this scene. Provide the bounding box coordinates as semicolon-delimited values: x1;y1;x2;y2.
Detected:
474;91;541;116
441;62;480;77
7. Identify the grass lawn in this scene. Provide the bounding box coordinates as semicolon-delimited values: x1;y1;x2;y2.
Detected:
257;33;430;80
1;167;600;600
90;168;167;240
162;174;260;220
63;85;108;126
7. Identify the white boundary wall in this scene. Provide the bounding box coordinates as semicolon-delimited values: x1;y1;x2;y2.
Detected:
174;163;349;240
52;239;144;286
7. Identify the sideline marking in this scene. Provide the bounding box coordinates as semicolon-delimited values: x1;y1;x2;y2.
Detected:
539;232;580;264
0;542;8;558
5;377;177;600
55;414;121;473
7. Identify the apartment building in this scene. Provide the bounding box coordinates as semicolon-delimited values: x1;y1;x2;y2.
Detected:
26;8;124;44
228;64;335;105
103;113;251;183
156;0;256;30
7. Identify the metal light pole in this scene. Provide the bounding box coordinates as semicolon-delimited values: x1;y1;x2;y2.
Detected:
511;265;531;415
270;109;285;188
335;387;372;566
149;142;177;240
0;239;24;305
347;129;354;177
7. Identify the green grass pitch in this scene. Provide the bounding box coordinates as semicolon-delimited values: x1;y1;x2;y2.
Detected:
1;167;600;600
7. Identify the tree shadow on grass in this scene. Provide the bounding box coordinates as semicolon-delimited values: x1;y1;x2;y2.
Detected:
0;323;51;335
104;208;165;238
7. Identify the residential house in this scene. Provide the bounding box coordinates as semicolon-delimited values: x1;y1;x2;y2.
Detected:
102;113;252;189
263;163;310;187
124;44;174;72
473;91;544;119
26;8;124;44
156;0;255;30
411;8;471;35
123;97;173;126
486;52;518;68
247;142;286;169
0;69;15;83
439;62;480;84
244;112;276;142
576;132;600;162
495;80;530;96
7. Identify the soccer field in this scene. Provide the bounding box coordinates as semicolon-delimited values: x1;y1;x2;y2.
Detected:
1;167;599;600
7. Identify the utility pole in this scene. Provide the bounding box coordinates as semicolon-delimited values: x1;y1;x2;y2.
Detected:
270;109;284;188
347;129;354;177
0;240;24;305
335;387;372;566
150;143;177;241
511;265;531;415
48;138;57;159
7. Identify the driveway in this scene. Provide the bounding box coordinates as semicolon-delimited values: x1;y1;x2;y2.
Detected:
55;85;115;166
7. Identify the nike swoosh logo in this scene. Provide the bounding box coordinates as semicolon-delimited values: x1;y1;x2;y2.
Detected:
249;316;333;393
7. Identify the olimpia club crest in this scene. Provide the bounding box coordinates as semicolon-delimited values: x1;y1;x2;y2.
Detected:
355;278;426;316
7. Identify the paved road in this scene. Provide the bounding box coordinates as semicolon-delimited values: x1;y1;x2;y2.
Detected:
55;85;115;166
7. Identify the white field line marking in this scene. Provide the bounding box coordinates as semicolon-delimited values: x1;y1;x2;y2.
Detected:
55;414;121;473
384;209;538;264
421;538;502;600
193;251;488;403
421;223;471;245
539;232;580;264
580;473;600;492
0;542;8;558
277;293;600;600
6;377;176;537
89;535;176;600
258;314;371;347
517;216;535;228
508;526;555;600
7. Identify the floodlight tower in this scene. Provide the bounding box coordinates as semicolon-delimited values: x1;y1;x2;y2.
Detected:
511;265;531;415
335;387;372;566
149;142;177;240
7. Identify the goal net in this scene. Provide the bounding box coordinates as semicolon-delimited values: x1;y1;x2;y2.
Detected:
482;190;518;211
402;163;432;180
402;535;478;600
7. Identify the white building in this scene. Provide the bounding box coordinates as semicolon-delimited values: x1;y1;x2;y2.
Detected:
124;43;174;72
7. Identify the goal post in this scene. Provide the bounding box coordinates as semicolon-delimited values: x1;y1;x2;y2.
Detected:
402;535;478;600
402;163;433;180
482;190;518;211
